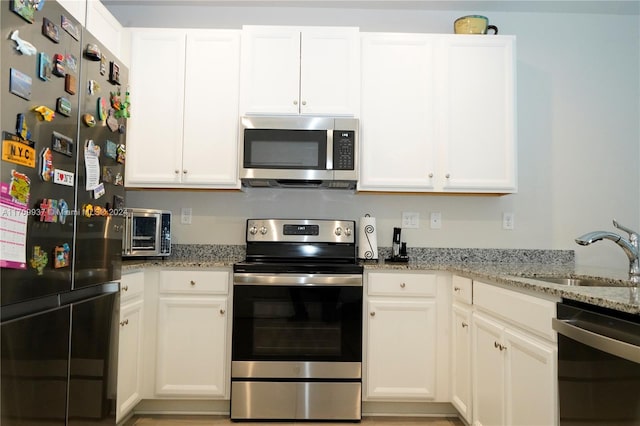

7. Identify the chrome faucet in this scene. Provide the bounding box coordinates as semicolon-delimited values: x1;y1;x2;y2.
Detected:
575;220;640;284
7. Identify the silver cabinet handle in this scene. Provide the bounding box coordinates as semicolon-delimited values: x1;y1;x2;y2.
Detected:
370;312;375;317
190;280;196;286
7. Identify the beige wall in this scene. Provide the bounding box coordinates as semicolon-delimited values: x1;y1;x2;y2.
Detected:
121;6;640;272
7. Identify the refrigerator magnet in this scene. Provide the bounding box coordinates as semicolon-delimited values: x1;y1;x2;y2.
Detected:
88;80;100;95
10;30;37;56
42;17;60;43
39;198;58;223
40;148;54;182
53;243;70;268
30;247;48;275
33;105;55;122
10;0;36;23
52;53;65;77
61;15;79;40
56;97;72;116
16;114;31;140
102;166;114;183
65;53;77;72
9;68;32;100
2;131;36;168
113;195;124;210
82;113;96;127
51;131;73;156
9;169;32;206
53;169;74;186
109;61;120;85
38;52;52;80
114;172;123;186
65;74;76;94
57;199;69;224
97;97;108;120
106;110;118;132
100;54;106;75
116;144;125;164
85;44;101;61
93;183;105;199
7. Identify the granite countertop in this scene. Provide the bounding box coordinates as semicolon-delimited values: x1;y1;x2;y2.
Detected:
122;245;640;315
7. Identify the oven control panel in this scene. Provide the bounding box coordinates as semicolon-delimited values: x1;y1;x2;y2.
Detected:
246;219;355;243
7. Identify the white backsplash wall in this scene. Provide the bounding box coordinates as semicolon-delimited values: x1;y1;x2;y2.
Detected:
122;7;639;273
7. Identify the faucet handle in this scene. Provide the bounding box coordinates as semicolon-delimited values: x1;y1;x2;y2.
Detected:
613;220;638;240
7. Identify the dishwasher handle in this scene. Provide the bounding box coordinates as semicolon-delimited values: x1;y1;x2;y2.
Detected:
552;318;640;364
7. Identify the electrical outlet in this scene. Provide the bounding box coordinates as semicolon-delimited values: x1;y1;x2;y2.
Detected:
401;212;419;229
502;212;514;230
181;208;192;225
430;212;442;229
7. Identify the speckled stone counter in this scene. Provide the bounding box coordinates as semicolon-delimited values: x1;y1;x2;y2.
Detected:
122;244;640;315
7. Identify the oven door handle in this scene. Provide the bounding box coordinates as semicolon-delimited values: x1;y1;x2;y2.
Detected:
552;318;640;363
233;273;362;287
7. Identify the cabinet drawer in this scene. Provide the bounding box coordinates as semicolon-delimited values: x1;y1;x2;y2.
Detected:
451;275;472;305
368;272;436;297
120;270;144;303
474;281;557;341
160;270;229;294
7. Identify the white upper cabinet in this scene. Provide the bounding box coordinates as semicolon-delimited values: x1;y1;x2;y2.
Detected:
126;29;241;189
57;0;87;25
240;26;360;116
359;33;517;193
359;33;438;191
438;36;516;192
85;0;127;64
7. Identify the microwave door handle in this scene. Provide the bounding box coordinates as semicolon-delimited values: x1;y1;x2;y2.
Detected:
326;129;333;170
123;211;132;255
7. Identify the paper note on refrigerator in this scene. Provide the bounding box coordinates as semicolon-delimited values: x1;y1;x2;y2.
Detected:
0;182;28;269
84;140;100;190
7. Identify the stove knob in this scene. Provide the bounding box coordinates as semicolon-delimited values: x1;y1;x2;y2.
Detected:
335;227;343;236
260;226;268;235
345;227;352;236
249;226;258;235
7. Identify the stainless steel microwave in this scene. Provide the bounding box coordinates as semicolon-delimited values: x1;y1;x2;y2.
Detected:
239;116;359;189
122;208;171;257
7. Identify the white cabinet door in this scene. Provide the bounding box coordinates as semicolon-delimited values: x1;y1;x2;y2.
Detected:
85;0;124;60
299;28;359;116
472;312;505;426
126;30;186;186
366;298;437;399
155;296;228;397
451;303;472;424
116;298;144;423
438;36;516;193
359;33;438;191
126;29;241;188
504;328;557;426
240;26;359;116
58;0;86;25
182;30;241;187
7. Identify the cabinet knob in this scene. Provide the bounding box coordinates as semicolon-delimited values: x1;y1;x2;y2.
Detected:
120;319;129;327
175;170;180;174
122;285;128;292
190;280;196;286
428;172;434;178
494;341;506;351
220;309;225;315
461;322;468;328
400;282;406;288
293;100;298;105
446;173;451;179
302;100;307;106
370;311;376;317
183;170;188;174
454;286;461;292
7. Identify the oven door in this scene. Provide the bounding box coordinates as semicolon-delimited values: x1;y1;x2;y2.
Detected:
232;274;362;366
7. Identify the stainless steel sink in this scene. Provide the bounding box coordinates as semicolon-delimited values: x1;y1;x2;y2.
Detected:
519;275;632;287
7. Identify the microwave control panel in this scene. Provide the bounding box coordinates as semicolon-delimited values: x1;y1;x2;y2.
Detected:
333;130;355;170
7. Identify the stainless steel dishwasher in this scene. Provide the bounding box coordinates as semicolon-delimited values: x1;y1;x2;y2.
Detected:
552;301;640;425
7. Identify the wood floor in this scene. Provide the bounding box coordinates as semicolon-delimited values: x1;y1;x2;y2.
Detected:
126;415;464;426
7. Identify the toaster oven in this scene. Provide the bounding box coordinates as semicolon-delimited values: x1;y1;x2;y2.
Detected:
122;208;171;257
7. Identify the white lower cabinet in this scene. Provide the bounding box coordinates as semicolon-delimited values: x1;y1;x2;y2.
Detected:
472;281;558;426
451;302;472;423
365;271;449;401
116;270;145;423
155;270;230;398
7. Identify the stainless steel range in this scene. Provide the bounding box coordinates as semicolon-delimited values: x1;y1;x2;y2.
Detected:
231;219;363;421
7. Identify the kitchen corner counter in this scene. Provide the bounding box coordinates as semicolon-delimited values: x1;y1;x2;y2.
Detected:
365;260;640;315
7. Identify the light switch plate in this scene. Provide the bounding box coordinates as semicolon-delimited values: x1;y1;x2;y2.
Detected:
181;208;192;225
402;212;419;229
503;212;514;230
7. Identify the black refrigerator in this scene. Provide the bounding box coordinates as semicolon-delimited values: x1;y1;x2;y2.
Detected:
1;1;128;424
